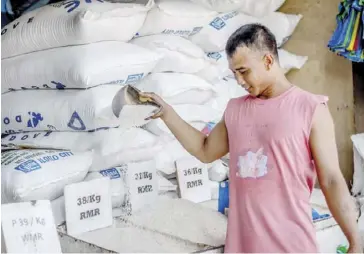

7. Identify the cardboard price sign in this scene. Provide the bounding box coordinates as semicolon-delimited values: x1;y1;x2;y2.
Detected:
64;177;112;236
176;157;211;203
1;200;62;253
127;160;158;212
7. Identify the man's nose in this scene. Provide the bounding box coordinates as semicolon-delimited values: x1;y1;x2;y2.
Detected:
235;74;245;86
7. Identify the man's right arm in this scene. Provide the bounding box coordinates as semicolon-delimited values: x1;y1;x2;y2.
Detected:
160;105;229;164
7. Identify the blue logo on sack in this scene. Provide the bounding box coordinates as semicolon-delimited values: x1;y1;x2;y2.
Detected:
207;52;222;61
67;111;86;131
27;112;44;128
15;160;42;173
100;168;121;179
189;26;203;37
54;0;104;13
51;81;66;90
126;73;143;84
209;17;226;30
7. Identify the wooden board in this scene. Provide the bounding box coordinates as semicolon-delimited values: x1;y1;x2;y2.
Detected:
279;0;355;183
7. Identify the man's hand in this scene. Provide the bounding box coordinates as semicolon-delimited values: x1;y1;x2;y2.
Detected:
139;92;172;120
310;103;362;253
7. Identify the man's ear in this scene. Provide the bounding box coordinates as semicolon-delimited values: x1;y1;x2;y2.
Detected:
263;54;274;71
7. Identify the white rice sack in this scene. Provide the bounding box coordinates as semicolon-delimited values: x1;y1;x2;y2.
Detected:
1;149;92;203
145;104;221;137
260;12;302;47
204;77;248;114
208;160;229;182
157;172;177;192
51;196;66;226
278;49;308;73
1;85;121;133
210;180;219;200
2;42;162;93
155;139;191;175
131;34;209;74
1;130;96;151
147;120;206;138
134;73;217;105
197;51;233;83
189;11;257;52
1;0;154;59
136;0;217;37
1;127;156;156
190;0;285;16
239;0;286;17
85;167;126;208
91;128;162;171
190;11;302;52
351;133;364;196
199;49;307;83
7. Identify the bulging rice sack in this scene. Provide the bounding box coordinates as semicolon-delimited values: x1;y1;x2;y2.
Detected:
1;85;121;133
1;149;92;203
134;73;217;105
191;0;285;17
2;0;154;58
190;11;302;52
131;34;209;74
136;0;217;37
145;104;221;137
2;41;162;93
90;127;161;171
1;128;160;168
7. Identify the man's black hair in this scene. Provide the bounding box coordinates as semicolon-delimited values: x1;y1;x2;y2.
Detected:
225;23;278;59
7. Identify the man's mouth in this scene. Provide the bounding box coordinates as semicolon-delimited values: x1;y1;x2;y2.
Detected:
244;86;252;91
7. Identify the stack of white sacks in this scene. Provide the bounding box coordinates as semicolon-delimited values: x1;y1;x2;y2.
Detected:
0;0;163;223
1;0;307;225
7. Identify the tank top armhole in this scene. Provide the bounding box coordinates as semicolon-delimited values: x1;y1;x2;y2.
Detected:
307;95;329;138
223;98;234;126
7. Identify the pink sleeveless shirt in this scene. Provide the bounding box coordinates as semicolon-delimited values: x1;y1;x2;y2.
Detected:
224;86;328;253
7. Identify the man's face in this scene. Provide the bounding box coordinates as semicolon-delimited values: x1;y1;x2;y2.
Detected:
228;46;271;97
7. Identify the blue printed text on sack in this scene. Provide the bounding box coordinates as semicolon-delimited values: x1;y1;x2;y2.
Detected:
207;52;222;61
14;151;74;173
1;17;34;36
3;112;44;128
3;131;52;142
100;168;121;179
209;11;239;30
7;81;66;92
100;73;144;86
162;27;202;37
50;0;104;13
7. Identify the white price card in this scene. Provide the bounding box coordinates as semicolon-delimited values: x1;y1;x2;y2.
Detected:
64;177;112;236
176;157;211;203
127;160;158;212
1;200;62;253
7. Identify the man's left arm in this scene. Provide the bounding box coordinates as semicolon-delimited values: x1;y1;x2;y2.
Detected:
310;103;362;253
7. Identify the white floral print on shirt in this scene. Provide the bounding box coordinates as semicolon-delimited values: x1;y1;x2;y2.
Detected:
237;148;268;179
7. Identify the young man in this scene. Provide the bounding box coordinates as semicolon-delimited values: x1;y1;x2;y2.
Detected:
142;24;362;253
